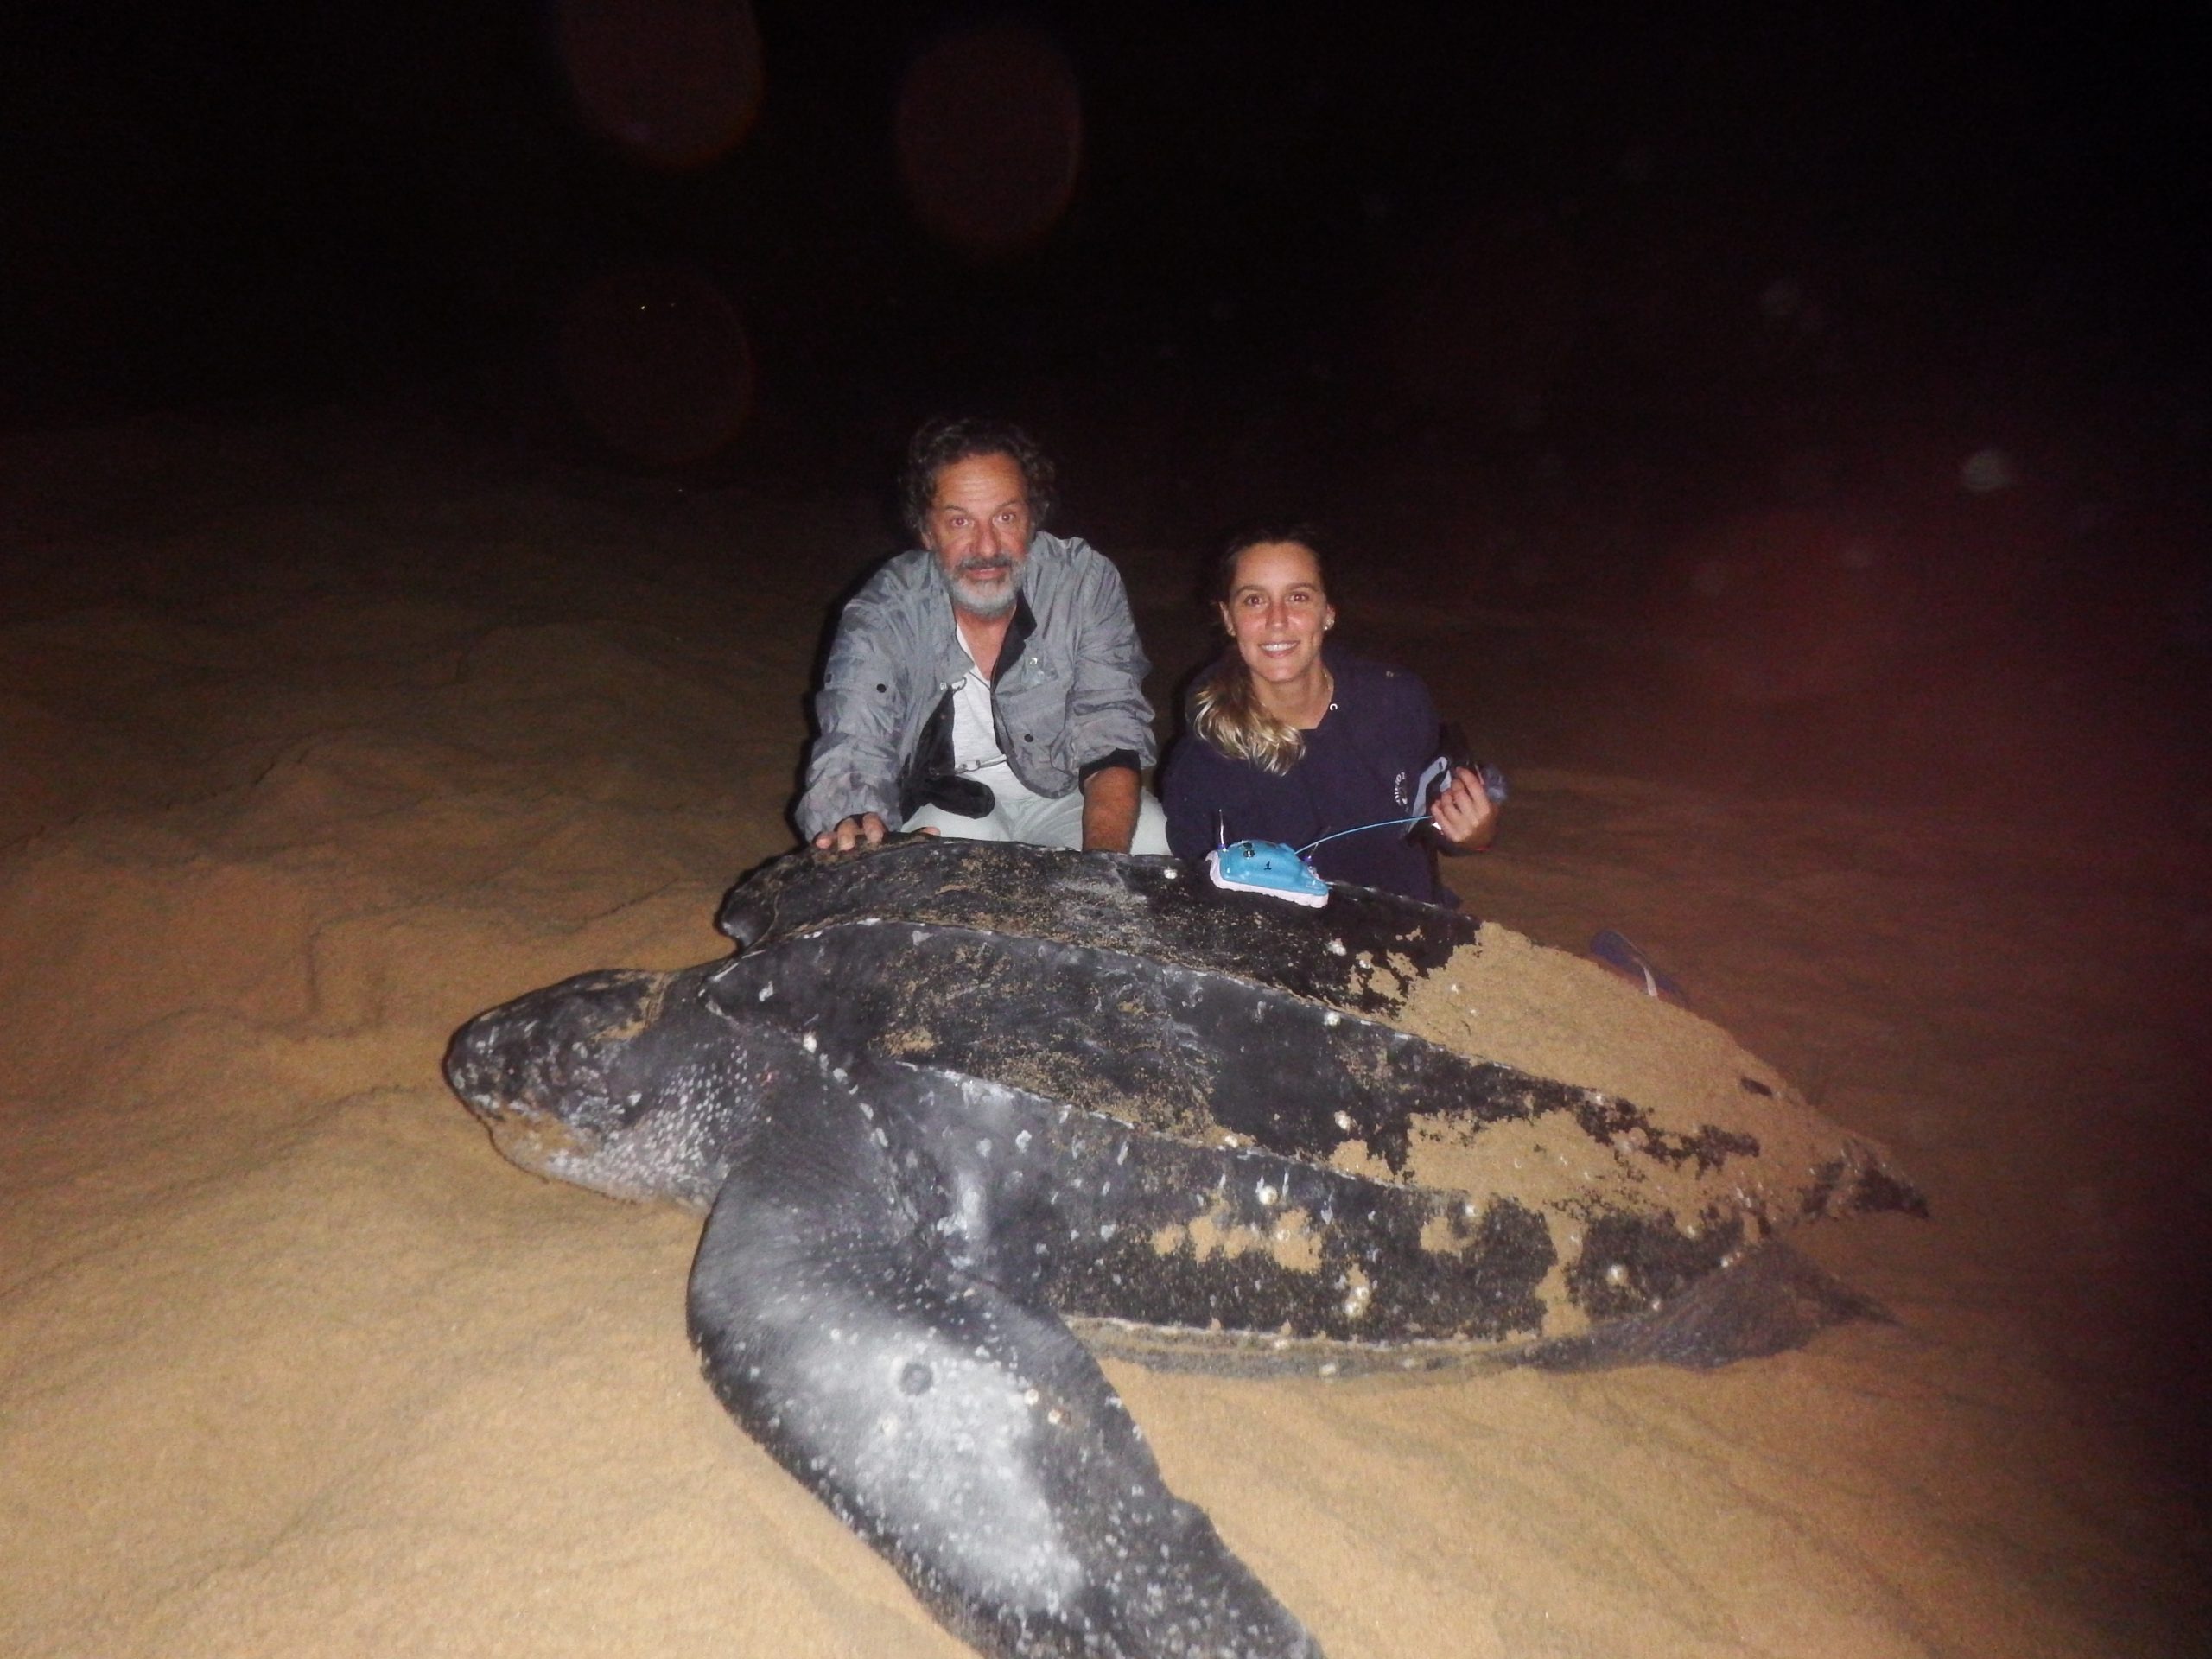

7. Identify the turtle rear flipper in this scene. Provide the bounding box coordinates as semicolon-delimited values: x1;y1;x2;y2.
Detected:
686;1065;1320;1659
1512;1240;1891;1372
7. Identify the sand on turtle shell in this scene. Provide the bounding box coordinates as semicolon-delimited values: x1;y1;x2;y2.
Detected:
1388;924;1888;1255
1400;921;1790;1122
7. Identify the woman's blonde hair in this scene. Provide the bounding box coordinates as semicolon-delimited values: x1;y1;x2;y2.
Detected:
1189;526;1327;777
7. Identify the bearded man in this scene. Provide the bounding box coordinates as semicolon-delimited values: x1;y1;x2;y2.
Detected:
798;416;1168;855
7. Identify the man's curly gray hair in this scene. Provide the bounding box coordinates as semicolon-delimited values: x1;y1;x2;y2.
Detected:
899;416;1058;538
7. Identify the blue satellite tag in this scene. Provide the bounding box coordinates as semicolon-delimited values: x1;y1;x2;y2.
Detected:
1205;840;1330;907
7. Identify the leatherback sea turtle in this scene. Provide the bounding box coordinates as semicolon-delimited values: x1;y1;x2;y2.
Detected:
444;837;1923;1659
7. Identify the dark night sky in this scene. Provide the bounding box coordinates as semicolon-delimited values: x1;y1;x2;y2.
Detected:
7;3;2205;438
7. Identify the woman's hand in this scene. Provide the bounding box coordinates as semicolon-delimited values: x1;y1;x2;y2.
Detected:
1428;766;1499;854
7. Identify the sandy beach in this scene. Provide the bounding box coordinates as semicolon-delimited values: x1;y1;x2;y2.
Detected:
3;411;2207;1657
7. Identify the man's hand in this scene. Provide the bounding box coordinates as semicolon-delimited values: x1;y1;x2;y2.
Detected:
814;813;888;852
813;814;940;852
1078;766;1141;853
1429;767;1499;853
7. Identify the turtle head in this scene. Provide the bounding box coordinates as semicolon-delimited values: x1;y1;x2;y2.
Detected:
444;967;742;1207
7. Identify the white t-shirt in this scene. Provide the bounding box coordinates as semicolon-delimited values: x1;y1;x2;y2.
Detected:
950;639;1008;775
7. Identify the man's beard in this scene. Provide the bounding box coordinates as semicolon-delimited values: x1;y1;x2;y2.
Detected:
945;555;1023;619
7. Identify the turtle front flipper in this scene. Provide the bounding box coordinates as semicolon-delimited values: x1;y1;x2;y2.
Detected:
686;1063;1321;1659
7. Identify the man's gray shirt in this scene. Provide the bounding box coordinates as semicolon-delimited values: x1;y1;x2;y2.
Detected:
796;532;1156;840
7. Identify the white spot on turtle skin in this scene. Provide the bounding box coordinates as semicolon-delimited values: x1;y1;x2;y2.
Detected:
1099;1222;1118;1240
1255;1181;1279;1206
1605;1263;1630;1287
800;1032;817;1054
1325;938;1347;957
1332;1111;1354;1132
757;983;775;1001
787;1329;1082;1608
1014;1129;1032;1153
1323;1011;1341;1027
1342;1281;1373;1318
976;1138;993;1158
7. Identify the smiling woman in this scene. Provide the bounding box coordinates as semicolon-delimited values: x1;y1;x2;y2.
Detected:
1201;531;1340;762
1161;526;1500;904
